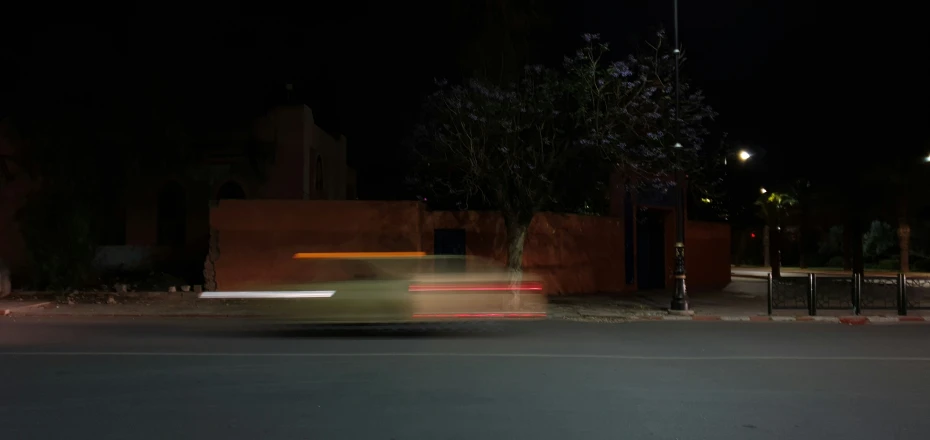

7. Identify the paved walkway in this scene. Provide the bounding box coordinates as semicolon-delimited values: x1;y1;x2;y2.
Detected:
732;266;930;277
5;282;930;324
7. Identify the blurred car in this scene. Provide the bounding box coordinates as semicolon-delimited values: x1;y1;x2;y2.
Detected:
199;254;547;323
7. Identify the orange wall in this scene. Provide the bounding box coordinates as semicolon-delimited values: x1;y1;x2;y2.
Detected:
207;200;730;294
686;220;732;290
209;201;632;295
424;211;629;295
209;200;423;290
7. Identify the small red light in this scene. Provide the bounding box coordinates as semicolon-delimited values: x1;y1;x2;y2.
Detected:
751;233;756;238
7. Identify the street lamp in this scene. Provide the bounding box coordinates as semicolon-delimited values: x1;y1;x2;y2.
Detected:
739;150;752;161
761;187;767;194
924;153;930;163
669;0;690;313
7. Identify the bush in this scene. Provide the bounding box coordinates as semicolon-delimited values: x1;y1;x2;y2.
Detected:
913;258;930;272
825;256;845;268
875;258;900;271
17;189;98;290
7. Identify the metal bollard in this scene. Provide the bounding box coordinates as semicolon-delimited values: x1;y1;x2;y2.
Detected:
897;273;907;316
808;273;817;316
766;273;773;316
852;272;862;316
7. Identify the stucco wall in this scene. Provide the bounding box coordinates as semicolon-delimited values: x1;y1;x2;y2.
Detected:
424;211;629;294
121;104;350;274
208;200;634;295
250;104;347;201
685;220;732;289
208;200;423;290
0;121;34;275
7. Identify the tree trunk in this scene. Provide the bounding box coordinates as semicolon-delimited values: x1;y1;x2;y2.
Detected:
735;232;747;267
203;227;220;291
769;225;782;278
798;226;807;269
763;225;771;267
842;224;852;270
851;217;865;275
899;223;911;273
504;213;530;310
898;197;910;273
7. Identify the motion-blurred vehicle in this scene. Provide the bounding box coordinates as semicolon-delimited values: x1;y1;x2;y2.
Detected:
199;254;547;323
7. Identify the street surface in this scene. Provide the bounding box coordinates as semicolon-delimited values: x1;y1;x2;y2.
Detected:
2;318;929;440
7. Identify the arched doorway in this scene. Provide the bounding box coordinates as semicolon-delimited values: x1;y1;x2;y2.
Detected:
216;181;246;200
156;182;186;246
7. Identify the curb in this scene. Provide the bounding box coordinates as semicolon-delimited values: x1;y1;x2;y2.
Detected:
5;313;263;319
6;311;929;324
574;314;929;324
1;301;52;317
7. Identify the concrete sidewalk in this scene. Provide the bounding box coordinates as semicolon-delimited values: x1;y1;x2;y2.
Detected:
549;288;930;324
1;300;52;316
2;298;260;318
5;288;930;324
732;266;930;277
2;292;261;318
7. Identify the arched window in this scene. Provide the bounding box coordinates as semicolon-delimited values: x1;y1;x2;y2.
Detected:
156;182;186;246
216;181;246;200
314;155;324;197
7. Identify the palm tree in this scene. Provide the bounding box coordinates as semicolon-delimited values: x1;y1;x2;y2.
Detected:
858;159;930;273
756;191;799;277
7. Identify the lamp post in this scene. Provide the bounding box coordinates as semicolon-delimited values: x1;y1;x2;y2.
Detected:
669;0;690;313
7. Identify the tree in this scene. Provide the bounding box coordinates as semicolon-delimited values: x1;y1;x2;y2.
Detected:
862;220;896;263
8;85;211;289
755;191;798;277
410;33;717;302
857;158;930;273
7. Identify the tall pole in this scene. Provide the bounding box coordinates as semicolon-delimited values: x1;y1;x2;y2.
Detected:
670;0;690;312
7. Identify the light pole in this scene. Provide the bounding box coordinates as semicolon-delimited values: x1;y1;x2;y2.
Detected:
670;0;690;313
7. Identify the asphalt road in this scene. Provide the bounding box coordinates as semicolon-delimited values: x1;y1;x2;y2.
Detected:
2;318;930;440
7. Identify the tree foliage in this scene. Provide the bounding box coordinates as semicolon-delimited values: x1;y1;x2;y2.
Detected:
410;32;718;276
754;191;798;227
862;220;896;261
9;94;204;289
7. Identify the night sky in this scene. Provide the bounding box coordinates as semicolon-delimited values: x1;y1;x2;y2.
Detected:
1;2;925;202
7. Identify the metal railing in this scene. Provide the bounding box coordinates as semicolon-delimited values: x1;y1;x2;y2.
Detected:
763;272;930;316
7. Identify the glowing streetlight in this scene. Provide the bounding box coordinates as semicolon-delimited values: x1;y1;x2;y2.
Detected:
738;150;752;161
924;153;930;163
760;187;767;194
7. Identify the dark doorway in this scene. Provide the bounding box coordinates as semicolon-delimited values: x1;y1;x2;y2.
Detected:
434;229;466;272
157;182;186;246
636;209;666;290
217;181;246;200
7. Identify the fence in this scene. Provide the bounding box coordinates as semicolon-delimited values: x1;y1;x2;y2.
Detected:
765;273;930;316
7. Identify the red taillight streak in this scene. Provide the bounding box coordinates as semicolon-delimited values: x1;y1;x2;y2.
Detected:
409;283;543;292
412;313;546;319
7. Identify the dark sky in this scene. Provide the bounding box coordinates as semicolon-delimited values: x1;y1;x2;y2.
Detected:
1;1;925;200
